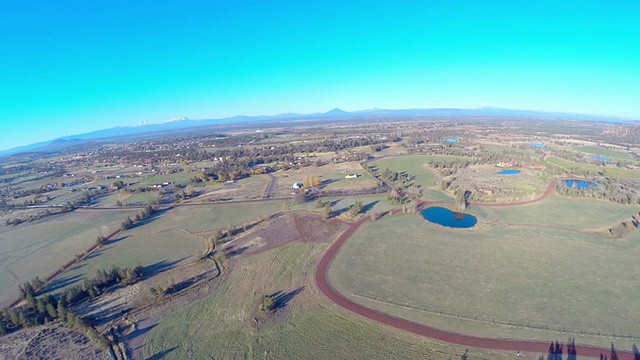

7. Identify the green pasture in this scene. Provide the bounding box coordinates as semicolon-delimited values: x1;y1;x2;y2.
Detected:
121;192;159;206
329;214;640;349
0;210;136;305
145;241;519;360
369;155;447;188
44;228;203;295
546;157;640;179
279;163;378;192
481;144;534;156
293;194;400;216
39;201;285;295
480;195;635;231
422;189;454;201
126;201;286;234
136;172;196;186
574;146;633;161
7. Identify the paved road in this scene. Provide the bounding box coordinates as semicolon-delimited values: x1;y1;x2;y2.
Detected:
263;173;278;199
315;182;637;359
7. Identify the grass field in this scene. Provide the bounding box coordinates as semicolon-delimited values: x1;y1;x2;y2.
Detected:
145;238;521;360
43;228;203;296
329;213;640;349
574;146;633;161
293;194;400;217
369;155;447;188
135;172;196;187
125;201;286;234
0;210;137;305
192;175;269;201
422;189;454;201
276;161;379;192
33;201;286;297
479;195;636;231
546;157;640;179
482;144;536;157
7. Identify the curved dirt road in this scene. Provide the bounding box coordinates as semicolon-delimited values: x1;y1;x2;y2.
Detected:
315;182;637;359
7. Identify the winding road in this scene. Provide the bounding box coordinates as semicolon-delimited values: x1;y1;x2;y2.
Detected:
315;178;637;359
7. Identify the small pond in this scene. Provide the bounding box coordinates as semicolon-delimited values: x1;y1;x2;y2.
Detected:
531;143;545;148
498;169;521;175
420;206;477;228
590;155;612;162
562;179;597;189
442;137;459;142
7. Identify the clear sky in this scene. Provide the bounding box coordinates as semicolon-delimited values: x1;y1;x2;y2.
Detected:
1;1;639;150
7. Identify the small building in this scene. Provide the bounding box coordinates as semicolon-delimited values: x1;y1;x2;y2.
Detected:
478;187;497;195
345;173;361;179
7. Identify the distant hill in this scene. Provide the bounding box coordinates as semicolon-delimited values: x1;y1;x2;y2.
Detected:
0;107;633;157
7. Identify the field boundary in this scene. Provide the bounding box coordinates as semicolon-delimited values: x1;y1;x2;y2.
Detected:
350;292;640;341
315;208;637;358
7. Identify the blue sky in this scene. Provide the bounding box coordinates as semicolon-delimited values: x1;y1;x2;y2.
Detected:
1;1;639;150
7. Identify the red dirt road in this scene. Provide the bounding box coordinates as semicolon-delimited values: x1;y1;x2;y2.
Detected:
315;202;637;359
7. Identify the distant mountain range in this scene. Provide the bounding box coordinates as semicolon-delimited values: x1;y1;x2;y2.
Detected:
1;107;633;157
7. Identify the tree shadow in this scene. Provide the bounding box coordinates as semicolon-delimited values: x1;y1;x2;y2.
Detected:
124;321;157;342
41;274;83;294
86;301;129;326
332;207;350;217
143;257;188;277
130;207;174;229
461;349;468;360
146;346;178;360
268;286;304;311
320;178;336;186
106;235;131;245
83;250;104;260
69;262;86;271
567;338;577;360
362;200;379;213
163;270;211;295
226;245;248;257
329;199;342;207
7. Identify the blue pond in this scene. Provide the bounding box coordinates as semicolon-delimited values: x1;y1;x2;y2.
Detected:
498;169;521;175
442;137;459;142
420;207;477;228
590;155;612;162
531;143;545;148
562;179;597;189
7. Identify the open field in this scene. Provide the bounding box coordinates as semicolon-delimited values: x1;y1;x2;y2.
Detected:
421;188;454;201
135;172;196;187
0;324;110;359
145;232;522;360
193;175;268;201
115;191;159;206
42;228;203;296
129;201;286;233
4;201;285;301
574;146;634;161
546;157;640;178
481;143;538;157
293;194;400;217
329;213;640;349
479;195;636;231
370;155;440;188
275;161;379;192
0;210;137;305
